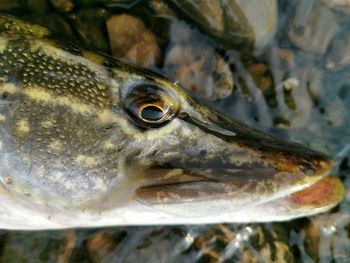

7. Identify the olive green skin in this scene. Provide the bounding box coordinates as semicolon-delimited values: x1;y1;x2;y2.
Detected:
0;15;341;228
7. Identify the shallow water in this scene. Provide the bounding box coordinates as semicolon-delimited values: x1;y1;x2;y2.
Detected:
0;1;350;262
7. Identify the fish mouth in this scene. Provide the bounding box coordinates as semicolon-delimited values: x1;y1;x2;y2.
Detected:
135;164;344;221
134;101;344;221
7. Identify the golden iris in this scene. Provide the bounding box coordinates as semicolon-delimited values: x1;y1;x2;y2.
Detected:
124;83;178;128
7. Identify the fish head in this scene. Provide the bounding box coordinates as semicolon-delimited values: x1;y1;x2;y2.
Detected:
0;15;344;228
111;65;343;223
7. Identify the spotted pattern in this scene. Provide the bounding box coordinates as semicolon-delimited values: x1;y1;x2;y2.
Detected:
0;37;112;108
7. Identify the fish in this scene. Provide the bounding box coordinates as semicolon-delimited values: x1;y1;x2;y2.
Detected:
0;14;344;230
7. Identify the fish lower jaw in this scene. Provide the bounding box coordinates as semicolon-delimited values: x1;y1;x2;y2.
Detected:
0;175;342;229
236;176;344;223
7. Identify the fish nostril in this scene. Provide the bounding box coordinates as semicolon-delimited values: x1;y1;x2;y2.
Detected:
298;157;333;176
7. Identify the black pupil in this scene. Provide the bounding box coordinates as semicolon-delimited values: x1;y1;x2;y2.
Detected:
141;106;164;121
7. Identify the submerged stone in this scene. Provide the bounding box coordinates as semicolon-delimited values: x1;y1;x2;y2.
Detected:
322;0;350;15
164;21;233;100
0;0;22;11
107;14;160;66
288;0;339;54
68;8;110;52
50;0;75;12
169;0;277;55
326;28;350;70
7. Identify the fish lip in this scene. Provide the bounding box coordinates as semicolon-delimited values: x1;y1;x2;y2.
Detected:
135;147;334;198
136;165;331;190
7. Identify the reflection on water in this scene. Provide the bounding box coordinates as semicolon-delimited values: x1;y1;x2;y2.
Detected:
0;0;350;262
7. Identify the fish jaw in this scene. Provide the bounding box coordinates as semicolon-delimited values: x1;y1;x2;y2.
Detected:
0;176;343;230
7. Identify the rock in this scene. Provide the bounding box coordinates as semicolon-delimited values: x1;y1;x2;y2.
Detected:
26;0;50;14
150;0;176;17
29;14;74;37
247;62;277;107
326;28;350;70
322;0;350;15
272;71;317;129
169;0;277;55
86;231;126;263
50;0;75;12
0;231;76;262
192;224;293;263
0;0;21;11
269;48;296;71
107;14;160;66
288;0;339;54
164;21;234;100
322;95;347;127
235;0;278;54
68;8;110;53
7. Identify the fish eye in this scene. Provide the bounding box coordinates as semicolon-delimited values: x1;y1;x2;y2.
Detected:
124;83;178;128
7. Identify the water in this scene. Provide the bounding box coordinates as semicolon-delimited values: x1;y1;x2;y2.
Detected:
0;1;349;262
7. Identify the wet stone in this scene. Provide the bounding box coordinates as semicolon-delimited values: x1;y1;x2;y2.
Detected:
322;95;347;127
271;71;317;129
191;224;293;263
0;231;76;263
326;28;350;70
50;0;75;12
268;48;296;71
322;0;350;15
150;0;176;17
164;21;233;100
170;0;277;55
68;8;110;52
247;62;277;107
234;0;278;54
288;0;339;54
86;231;126;263
107;14;160;66
27;0;49;14
29;14;74;37
303;221;321;261
0;0;21;11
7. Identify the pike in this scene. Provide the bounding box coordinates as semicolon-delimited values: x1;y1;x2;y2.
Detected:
0;15;344;229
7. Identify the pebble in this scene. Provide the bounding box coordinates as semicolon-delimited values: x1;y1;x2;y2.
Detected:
0;231;76;262
247;62;276;107
269;48;296;71
235;0;278;54
326;28;350;70
170;0;277;54
69;8;110;52
288;0;339;55
0;0;21;11
86;232;117;262
164;21;233;100
50;0;75;12
107;14;160;66
322;0;350;15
